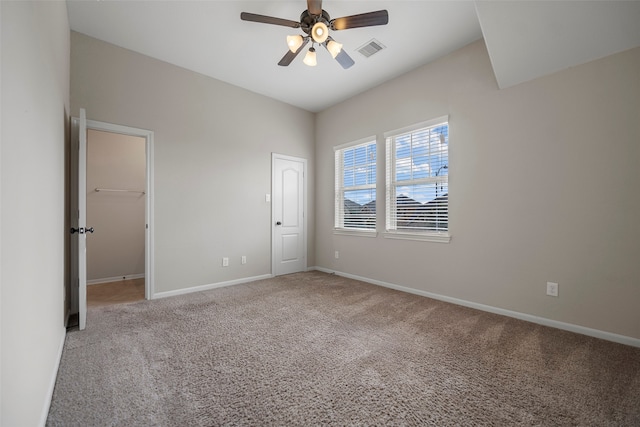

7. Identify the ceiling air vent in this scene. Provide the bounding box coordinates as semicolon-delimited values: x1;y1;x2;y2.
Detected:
357;39;386;58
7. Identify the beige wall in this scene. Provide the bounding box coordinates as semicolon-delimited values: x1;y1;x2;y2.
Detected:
315;40;640;340
1;1;70;425
87;129;146;281
71;32;315;294
71;32;640;340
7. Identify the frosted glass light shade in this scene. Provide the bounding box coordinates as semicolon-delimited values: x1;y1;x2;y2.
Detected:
327;40;343;58
286;35;304;53
303;47;317;66
311;22;329;43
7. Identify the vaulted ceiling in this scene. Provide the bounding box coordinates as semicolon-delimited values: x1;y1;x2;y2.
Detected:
67;1;640;113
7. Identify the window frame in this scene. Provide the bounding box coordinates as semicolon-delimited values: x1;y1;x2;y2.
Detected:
334;136;378;237
384;116;450;243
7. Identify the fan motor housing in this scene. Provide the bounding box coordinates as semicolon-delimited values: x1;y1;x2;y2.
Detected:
300;9;330;34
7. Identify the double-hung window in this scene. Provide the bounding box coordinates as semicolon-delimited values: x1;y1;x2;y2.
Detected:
385;116;450;242
334;138;377;234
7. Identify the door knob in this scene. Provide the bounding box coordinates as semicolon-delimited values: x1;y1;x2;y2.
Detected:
276;221;282;226
70;227;94;234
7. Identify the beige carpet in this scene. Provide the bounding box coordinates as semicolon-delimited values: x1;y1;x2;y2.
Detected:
47;271;640;426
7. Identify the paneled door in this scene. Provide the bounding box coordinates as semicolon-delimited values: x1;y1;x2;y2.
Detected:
272;154;307;275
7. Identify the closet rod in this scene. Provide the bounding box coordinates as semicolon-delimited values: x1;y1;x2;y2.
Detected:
95;188;145;195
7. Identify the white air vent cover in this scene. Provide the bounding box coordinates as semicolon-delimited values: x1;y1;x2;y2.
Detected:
357;39;386;58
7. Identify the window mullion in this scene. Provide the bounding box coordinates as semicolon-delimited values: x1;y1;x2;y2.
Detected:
396;176;446;186
344;183;375;192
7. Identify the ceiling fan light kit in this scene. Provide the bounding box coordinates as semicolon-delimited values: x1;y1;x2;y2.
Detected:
303;47;318;67
241;0;388;69
326;39;342;59
311;21;329;43
287;35;304;53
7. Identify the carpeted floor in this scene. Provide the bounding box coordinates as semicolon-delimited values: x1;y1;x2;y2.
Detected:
47;271;640;426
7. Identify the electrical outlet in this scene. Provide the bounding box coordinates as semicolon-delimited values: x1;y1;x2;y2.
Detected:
241;255;247;265
546;282;558;297
335;251;339;259
222;257;229;267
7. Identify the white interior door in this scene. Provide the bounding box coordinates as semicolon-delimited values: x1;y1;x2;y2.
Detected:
70;116;154;322
70;108;88;330
272;154;307;276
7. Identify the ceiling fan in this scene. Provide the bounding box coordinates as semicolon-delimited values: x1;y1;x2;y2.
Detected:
240;0;389;69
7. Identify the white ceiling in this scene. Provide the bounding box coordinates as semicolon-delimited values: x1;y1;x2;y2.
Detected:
67;1;640;113
476;1;640;89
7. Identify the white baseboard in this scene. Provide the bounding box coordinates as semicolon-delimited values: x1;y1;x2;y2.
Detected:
153;274;273;300
310;266;640;348
39;326;66;427
87;273;145;285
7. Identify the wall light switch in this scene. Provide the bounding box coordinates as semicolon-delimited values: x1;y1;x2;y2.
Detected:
265;194;271;202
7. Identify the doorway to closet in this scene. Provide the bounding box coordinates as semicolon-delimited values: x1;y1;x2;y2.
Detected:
86;129;146;307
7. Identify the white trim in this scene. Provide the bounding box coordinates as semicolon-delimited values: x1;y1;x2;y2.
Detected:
153;274;273;300
383;231;450;243
333;229;378;238
333;135;377;151
383;115;449;139
310;267;640;348
84;119;155;300
39;326;66;427
87;274;145;285
145;133;155;299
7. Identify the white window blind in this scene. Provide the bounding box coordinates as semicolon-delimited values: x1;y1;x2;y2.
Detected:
335;139;377;231
385;117;449;241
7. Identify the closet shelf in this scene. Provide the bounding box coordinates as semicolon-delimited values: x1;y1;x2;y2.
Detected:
95;188;145;195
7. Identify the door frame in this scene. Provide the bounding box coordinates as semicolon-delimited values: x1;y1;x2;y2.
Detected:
84;120;155;300
271;153;307;276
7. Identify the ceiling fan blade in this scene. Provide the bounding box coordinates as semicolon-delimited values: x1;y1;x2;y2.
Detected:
330;10;389;30
278;38;310;66
333;49;355;69
240;12;300;28
322;40;355;69
307;0;323;16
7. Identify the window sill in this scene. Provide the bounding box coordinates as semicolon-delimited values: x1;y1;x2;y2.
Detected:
333;228;378;238
383;231;451;243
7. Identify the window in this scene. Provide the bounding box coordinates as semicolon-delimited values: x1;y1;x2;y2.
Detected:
334;138;377;234
385;117;449;242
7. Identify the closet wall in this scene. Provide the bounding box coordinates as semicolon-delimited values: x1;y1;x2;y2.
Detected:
86;129;146;282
